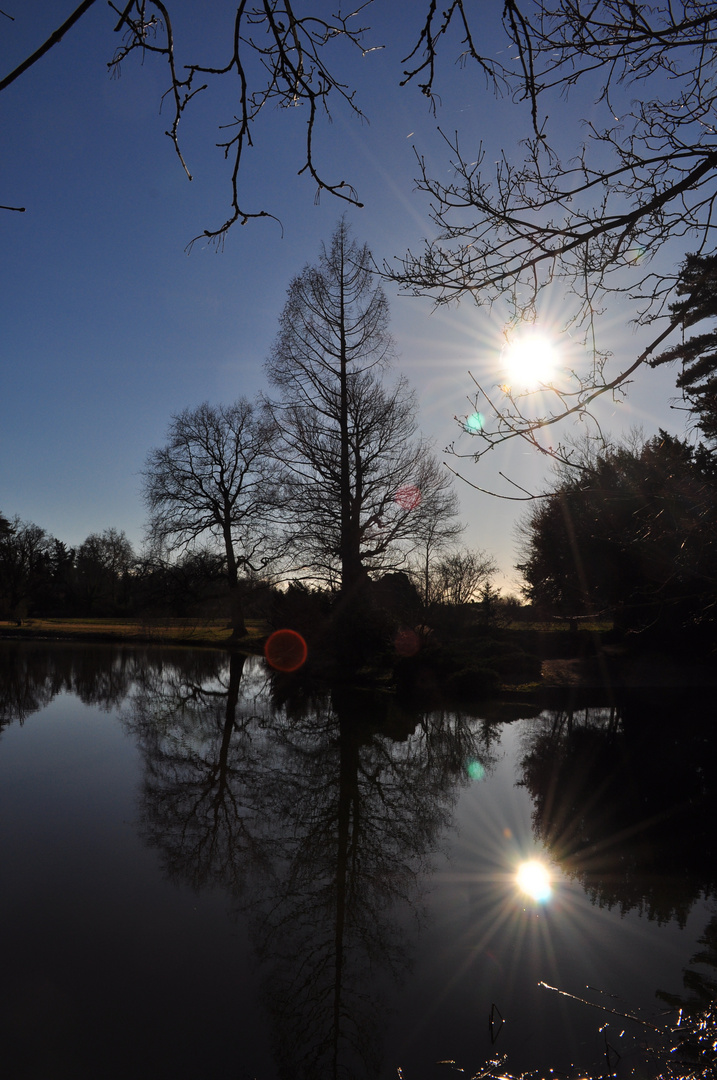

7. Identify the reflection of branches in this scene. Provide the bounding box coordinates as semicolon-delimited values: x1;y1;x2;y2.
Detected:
121;656;497;1080
0;642;144;727
0;644;58;727
249;688;496;1080
124;652;271;894
659;912;717;1014
519;703;717;925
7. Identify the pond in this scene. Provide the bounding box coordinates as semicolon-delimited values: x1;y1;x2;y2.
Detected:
0;641;714;1080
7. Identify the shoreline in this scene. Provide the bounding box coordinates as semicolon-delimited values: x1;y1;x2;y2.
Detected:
3;622;715;697
0;620;265;653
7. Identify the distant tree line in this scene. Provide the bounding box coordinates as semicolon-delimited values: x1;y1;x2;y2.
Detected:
0;514;231;623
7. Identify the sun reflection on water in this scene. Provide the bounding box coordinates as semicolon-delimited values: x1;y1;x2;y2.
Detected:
516;859;553;903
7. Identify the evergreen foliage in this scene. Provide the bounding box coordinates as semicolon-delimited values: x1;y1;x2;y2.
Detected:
518;432;717;645
653;252;717;443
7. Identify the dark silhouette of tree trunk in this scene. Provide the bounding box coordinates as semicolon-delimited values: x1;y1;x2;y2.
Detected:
336;234;360;595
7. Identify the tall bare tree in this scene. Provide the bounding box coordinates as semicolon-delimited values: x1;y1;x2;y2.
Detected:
266;220;460;596
408;509;464;610
142;399;277;638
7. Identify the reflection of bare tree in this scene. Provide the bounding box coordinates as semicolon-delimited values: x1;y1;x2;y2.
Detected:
0;641;148;728
249;686;496;1080
125;656;496;1080
660;912;717;1013
0;643;58;728
519;702;717;925
124;652;272;895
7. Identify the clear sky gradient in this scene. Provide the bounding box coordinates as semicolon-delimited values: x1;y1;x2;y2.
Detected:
1;1;684;590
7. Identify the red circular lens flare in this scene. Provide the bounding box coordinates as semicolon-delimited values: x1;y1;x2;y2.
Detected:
264;629;308;672
394;628;421;657
395;485;421;511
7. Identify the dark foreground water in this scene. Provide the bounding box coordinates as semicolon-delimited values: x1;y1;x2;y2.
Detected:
0;642;714;1080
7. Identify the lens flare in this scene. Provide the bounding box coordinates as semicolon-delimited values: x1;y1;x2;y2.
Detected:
395;485;422;510
626;243;647;264
516;859;552;902
264;629;308;673
467;759;485;781
394;628;420;657
465;411;484;433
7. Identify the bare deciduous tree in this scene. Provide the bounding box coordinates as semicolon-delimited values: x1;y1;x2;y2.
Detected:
408;511;464;610
266;220;461;595
432;548;497;608
142;399;277;638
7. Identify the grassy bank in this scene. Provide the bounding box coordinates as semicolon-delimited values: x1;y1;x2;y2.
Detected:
0;617;268;649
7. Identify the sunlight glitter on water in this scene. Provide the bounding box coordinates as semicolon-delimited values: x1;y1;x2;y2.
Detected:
516;859;552;903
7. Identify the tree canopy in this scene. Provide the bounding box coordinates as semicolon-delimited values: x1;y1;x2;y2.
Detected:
517;431;717;642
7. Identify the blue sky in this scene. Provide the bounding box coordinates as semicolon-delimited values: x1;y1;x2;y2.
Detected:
0;2;684;589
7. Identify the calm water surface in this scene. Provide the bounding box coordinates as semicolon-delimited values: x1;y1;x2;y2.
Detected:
0;642;714;1080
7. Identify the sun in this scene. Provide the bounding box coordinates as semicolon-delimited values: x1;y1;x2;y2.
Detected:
502;332;557;390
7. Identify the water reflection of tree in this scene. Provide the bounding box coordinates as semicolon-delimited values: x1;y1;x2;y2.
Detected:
124;652;272;895
519;701;717;925
0;643;57;727
251;689;492;1080
0;641;147;728
660;912;717;1012
126;657;496;1080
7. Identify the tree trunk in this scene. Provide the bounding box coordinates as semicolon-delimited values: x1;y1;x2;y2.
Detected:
337;234;364;596
223;522;247;638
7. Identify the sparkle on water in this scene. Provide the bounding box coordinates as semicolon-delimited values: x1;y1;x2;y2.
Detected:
516;859;552;903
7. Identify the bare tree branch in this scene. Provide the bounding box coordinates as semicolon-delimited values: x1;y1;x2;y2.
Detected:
0;0;100;93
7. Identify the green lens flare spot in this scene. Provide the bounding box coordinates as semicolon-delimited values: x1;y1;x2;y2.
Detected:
465;412;484;433
467;759;485;781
